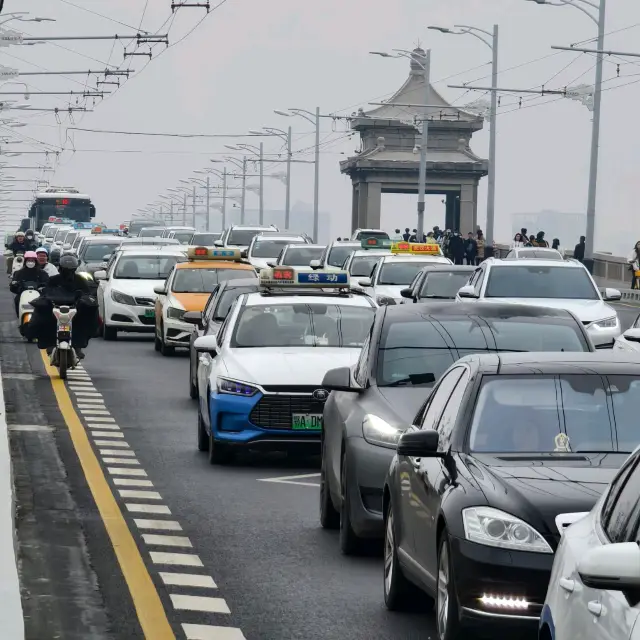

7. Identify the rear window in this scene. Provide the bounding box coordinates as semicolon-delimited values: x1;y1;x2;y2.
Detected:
355;230;389;240
192;233;219;246
172;268;252;293
327;245;357;267
228;230;262;246
281;245;325;266
420;272;471;299
349;255;383;277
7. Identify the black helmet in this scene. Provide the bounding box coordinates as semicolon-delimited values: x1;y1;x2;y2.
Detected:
25;229;34;238
50;247;61;266
59;254;79;271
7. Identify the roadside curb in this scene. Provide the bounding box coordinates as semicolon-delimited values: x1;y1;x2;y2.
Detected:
0;359;26;639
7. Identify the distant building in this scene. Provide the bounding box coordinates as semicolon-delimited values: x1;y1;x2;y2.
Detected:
511;210;585;245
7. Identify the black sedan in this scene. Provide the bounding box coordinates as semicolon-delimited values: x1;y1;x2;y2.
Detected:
184;276;258;398
384;352;640;639
400;264;475;303
320;303;595;555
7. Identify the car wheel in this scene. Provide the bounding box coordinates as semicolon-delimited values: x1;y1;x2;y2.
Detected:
319;439;339;529
189;353;198;399
197;408;209;452
103;324;117;341
159;323;174;356
384;499;426;610
208;430;234;465
437;532;462;640
339;452;362;555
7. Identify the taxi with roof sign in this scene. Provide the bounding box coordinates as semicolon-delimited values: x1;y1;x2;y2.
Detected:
153;246;257;356
91;226;121;236
192;265;376;464
356;241;452;305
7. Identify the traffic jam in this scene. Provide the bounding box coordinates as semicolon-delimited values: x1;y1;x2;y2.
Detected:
9;215;640;640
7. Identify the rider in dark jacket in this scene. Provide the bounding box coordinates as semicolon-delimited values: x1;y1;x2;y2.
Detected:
9;251;49;315
8;231;27;254
23;230;38;251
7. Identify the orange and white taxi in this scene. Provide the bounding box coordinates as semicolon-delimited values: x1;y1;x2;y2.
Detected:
154;246;256;355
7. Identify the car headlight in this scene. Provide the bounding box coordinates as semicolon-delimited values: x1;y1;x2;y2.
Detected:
462;506;552;554
362;414;402;448
590;315;618;329
167;306;185;320
376;295;396;306
216;377;259;397
111;289;136;305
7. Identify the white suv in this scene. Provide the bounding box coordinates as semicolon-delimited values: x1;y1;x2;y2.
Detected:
456;258;622;348
217;225;278;251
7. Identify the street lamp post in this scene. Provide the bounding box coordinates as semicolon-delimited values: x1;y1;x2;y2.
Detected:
429;25;498;252
527;0;605;270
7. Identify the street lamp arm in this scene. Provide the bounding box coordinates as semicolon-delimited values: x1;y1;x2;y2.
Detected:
287;108;315;124
532;0;598;24
454;24;494;39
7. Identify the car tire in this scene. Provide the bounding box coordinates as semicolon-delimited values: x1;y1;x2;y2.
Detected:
103;324;117;341
384;499;426;610
159;323;174;356
436;532;462;640
197;409;209;452
339;452;362;555
319;440;339;529
154;334;161;352
189;368;198;399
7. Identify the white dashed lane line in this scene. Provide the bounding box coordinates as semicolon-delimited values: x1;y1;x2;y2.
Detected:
65;364;247;640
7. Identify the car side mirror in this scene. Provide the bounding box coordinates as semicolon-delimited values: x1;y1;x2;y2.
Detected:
194;334;218;353
309;259;321;270
457;285;478;299
102;254;112;261
578;542;640;592
241;249;248;259
183;310;203;326
396;429;442;457
400;287;413;299
63;243;71;250
358;277;372;288
321;366;361;393
93;270;107;281
153;286;167;295
266;261;276;268
214;240;223;247
623;328;640;343
603;287;622;301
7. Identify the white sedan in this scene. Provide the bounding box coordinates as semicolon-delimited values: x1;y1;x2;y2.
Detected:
614;313;640;352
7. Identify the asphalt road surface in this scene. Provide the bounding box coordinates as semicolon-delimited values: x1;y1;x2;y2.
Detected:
3;269;639;639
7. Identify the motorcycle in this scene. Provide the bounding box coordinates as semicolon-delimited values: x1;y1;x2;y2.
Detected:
5;249;13;275
18;285;40;339
11;253;24;277
50;304;78;379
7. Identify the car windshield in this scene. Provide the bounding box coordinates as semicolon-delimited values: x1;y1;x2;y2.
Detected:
228;230;263;246
64;231;78;246
231;304;374;348
192;233;219;246
378;261;435;285
281;246;324;265
53;228;71;242
377;317;587;388
83;243;118;261
420;272;473;299
214;285;258;320
485;265;599;299
114;255;184;279
349;255;383;277
73;234;87;248
252;239;303;258
138;228;166;238
327;245;357;267
172;268;250;293
172;231;194;245
470;375;640;454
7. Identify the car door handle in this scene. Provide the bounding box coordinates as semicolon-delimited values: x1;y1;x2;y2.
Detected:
587;601;602;617
559;578;574;593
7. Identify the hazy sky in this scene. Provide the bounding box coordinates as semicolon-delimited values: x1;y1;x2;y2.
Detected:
3;0;640;254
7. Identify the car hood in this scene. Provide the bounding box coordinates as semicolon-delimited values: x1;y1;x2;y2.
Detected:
110;278;166;297
467;453;626;541
248;257;274;271
224;348;362;386
483;298;615;323
377;386;433;424
170;292;209;312
373;284;408;302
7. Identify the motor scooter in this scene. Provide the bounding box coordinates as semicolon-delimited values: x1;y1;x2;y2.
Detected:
5;249;13;275
18;285;39;339
11;253;24;277
50;304;78;379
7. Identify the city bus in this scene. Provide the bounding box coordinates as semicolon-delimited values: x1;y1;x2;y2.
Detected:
26;187;96;232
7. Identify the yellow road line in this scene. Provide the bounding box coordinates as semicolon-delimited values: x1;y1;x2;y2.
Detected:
40;351;175;640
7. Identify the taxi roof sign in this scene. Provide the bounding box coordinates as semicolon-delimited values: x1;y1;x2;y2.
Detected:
187;246;243;261
260;267;349;288
360;237;392;250
391;241;443;256
91;226;120;235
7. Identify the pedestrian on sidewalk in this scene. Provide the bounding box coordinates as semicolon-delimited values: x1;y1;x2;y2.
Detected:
476;230;486;264
552;238;564;258
512;232;525;248
391;228;403;241
449;232;465;265
573;236;586;262
627;241;640;289
402;228;411;241
534;231;549;248
464;232;478;265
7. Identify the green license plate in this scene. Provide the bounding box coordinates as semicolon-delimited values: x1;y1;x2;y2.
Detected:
144;308;155;318
292;413;323;430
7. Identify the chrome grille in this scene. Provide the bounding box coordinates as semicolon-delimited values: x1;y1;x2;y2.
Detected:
250;394;325;430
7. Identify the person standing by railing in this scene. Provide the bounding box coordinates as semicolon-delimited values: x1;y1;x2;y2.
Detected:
627;241;640;289
573;236;586;263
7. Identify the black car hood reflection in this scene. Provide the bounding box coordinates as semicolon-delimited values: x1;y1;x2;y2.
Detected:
465;453;627;541
377;386;433;424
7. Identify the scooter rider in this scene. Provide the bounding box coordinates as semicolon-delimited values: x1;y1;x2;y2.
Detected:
10;250;49;316
35;247;59;276
9;231;27;254
24;229;38;251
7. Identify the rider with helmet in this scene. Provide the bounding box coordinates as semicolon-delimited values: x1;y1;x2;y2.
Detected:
35;247;59;276
9;250;50;315
8;231;27;254
24;229;37;251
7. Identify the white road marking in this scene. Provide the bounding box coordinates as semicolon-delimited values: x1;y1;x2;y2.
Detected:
79;408;111;415
258;472;321;487
75;398;105;404
77;403;107;409
113;478;153;488
170;594;230;614
150;552;203;567
88;423;120;430
134;519;182;531
91;431;124;438
86;416;116;422
159;573;216;588
126;503;171;515
108;467;147;476
100;449;135;456
142;534;192;548
182;624;246;640
67;382;95;387
93;440;129;447
118;489;161;500
103;458;140;465
71;391;102;397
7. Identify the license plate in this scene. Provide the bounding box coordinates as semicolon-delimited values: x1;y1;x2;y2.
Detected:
144;309;155;318
292;413;323;430
59;324;71;332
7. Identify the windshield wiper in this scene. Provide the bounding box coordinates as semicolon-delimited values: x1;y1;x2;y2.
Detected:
575;450;631;454
420;295;452;299
385;372;436;387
